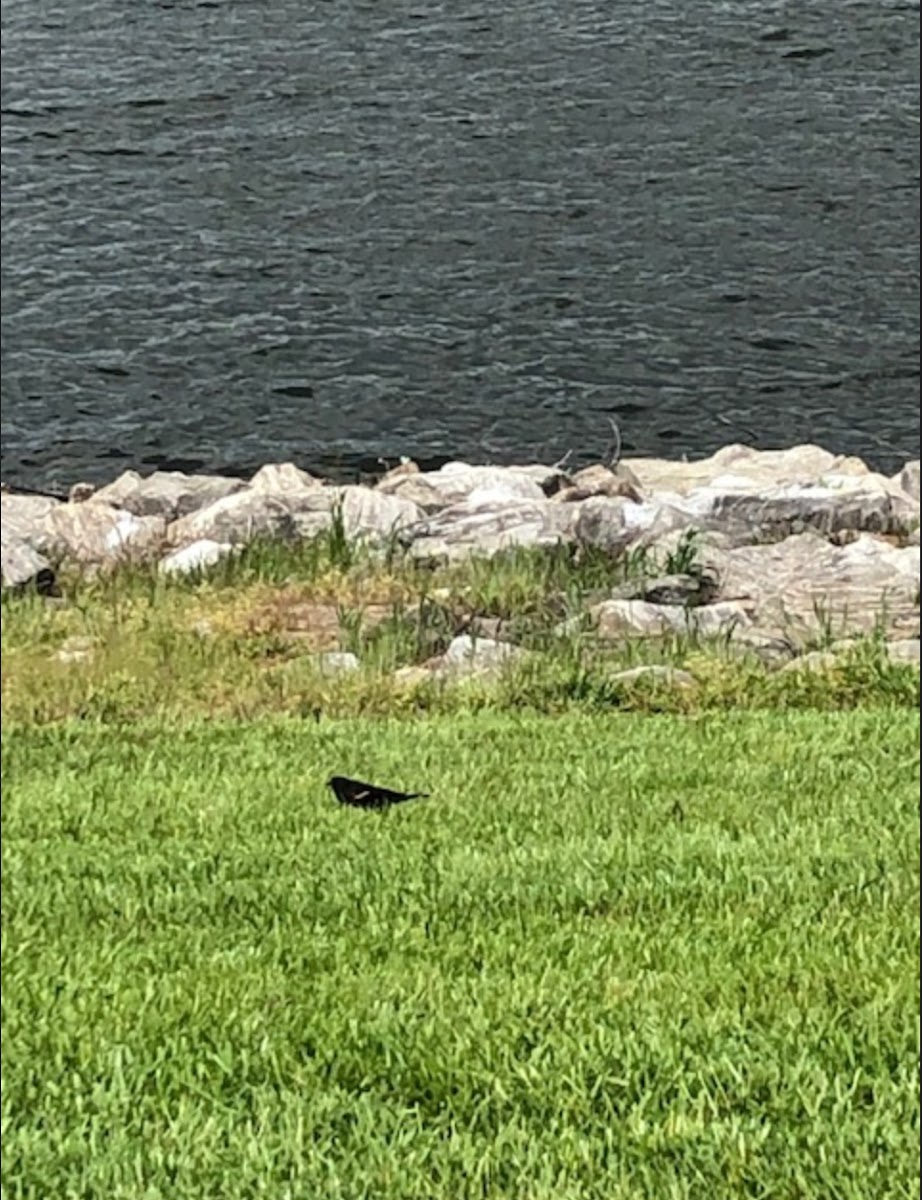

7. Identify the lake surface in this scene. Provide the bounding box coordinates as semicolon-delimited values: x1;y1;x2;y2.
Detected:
1;0;919;491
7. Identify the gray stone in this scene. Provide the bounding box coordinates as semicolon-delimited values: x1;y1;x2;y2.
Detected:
164;484;423;550
682;479;916;541
282;486;424;545
336;487;424;542
94;469;245;521
168;491;298;547
701;533;919;641
589;598;753;639
571;497;635;556
405;497;579;562
573;496;694;557
436;634;526;677
723;626;798;667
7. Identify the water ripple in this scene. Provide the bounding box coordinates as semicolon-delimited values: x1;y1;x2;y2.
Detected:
1;0;919;489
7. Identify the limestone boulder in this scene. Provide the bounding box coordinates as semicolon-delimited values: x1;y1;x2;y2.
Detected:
623;443;850;495
403;497;579;562
895;460;920;504
249;462;323;495
168;491;298;547
574;496;695;557
0;529;56;593
39;501;167;565
1;491;62;545
377;461;559;511
335;487;423;543
700;532;920;641
282;486;424;544
588;598;753;639
434;634;527;678
679;477;917;542
94;469;245;521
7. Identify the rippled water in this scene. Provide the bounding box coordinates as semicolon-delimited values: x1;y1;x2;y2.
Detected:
1;0;919;491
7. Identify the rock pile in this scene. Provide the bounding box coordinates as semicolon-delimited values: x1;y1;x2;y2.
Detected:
2;444;919;656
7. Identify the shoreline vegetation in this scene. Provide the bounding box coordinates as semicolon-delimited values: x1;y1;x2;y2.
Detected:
1;520;919;724
1;440;920;720
2;441;919;1197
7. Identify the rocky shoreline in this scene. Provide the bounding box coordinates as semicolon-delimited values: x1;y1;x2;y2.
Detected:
2;443;920;666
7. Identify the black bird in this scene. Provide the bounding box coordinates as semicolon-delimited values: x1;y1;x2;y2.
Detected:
327;775;429;811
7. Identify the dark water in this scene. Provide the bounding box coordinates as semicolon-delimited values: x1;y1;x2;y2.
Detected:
1;0;919;492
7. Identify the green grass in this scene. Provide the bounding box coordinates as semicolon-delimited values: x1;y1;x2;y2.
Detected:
3;710;919;1199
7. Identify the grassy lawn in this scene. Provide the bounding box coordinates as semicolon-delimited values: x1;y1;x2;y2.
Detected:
2;709;919;1199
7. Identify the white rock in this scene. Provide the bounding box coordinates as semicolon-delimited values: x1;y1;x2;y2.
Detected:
159;540;234;576
884;639;920;666
609;664;697;687
281;486;424;545
895;460;920;503
249;462;323;494
681;479;914;540
1;529;54;592
40;501;166;564
703;533;920;641
574;495;700;557
168;492;297;546
590;599;752;639
53;636;97;664
378;462;550;511
1;491;62;544
336;487;423;541
623;443;845;495
437;634;526;676
406;498;578;562
94;469;245;520
313;651;360;675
